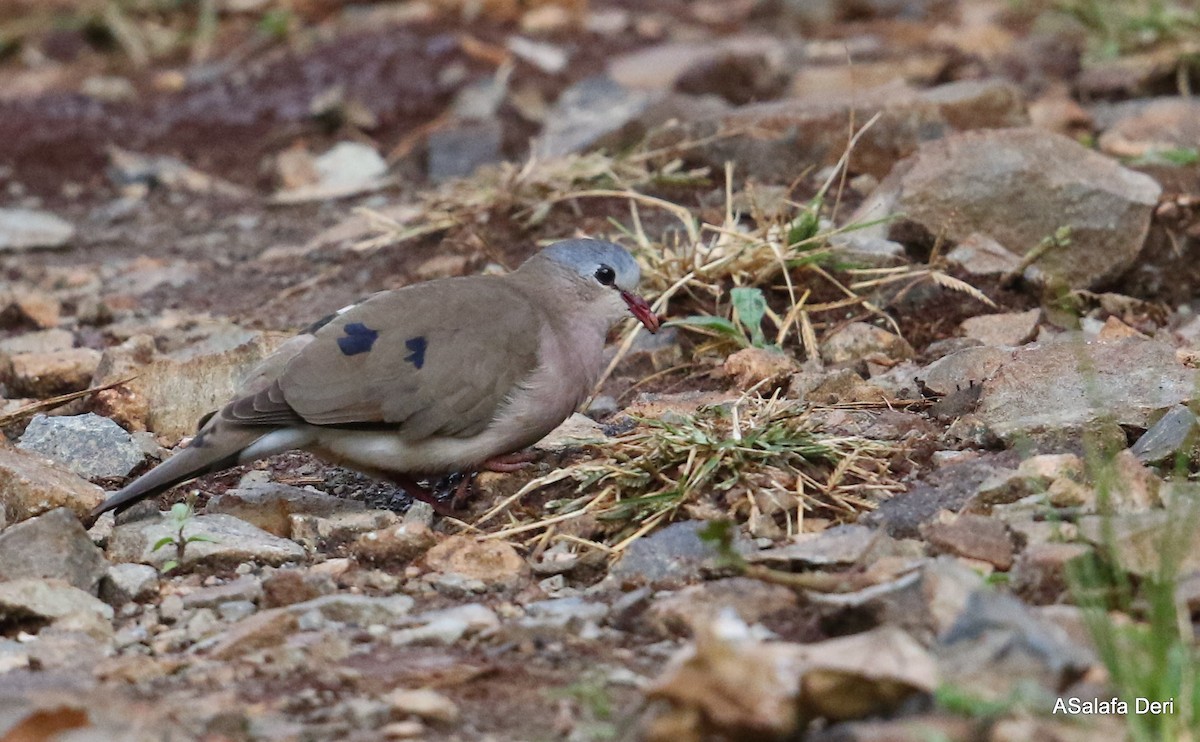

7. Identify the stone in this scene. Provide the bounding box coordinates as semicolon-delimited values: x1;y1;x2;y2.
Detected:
520;597;609;629
181;576;263;609
0;508;109;594
854;128;1160;290
959;309;1041;348
2;348;102;397
533;75;659;158
656;78;1027;182
820;322;913;365
91;329;286;443
209;608;299;659
1011;543;1092;605
100;563;160;606
936;590;1093;701
17;413;145;480
0;447;106;521
608;520;739;587
286;593;413;627
1076;509;1200;576
387;688;459;724
261;568;334;608
608;36;792;93
352;522;438;564
646;577;799;634
976;338;1197;443
0;578;113;641
4;290;62;329
0;328;74;355
106;513;307;569
945;233;1023;277
427;120;503;182
913;346;1008;397
421;536;527;589
272;142;390;204
0;208;75;251
391;603;500;646
1131;405;1200;465
204;482;364;538
920;513;1015;570
1097;97;1200;159
748;525;886;568
533;412;606;452
723;347;802;389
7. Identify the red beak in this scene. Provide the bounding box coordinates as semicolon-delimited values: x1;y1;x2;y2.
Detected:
621;290;660;333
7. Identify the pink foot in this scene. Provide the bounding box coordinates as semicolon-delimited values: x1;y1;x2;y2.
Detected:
481;450;538;473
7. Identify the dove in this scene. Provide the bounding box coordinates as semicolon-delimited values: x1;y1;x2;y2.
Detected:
89;239;660;520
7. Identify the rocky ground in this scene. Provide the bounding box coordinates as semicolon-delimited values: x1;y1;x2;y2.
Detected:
3;0;1200;740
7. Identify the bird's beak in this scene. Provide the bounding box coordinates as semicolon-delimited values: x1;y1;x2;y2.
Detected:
621;290;661;333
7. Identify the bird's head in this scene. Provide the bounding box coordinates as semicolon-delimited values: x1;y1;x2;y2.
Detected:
525;239;660;333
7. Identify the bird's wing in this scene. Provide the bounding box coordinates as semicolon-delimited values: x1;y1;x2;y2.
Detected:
220;277;543;440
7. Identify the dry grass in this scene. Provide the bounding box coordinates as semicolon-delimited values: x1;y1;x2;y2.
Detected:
472;395;906;552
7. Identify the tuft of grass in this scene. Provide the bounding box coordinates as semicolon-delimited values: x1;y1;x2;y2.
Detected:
1054;0;1200;58
477;396;903;550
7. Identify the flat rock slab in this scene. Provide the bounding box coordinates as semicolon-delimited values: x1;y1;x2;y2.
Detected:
0;448;106;522
0;578;113;640
107;513;307;569
0;208;74;251
855;127;1160;290
976;337;1198;442
0;508;109;594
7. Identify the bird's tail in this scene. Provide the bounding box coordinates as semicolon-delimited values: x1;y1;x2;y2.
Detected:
88;420;266;521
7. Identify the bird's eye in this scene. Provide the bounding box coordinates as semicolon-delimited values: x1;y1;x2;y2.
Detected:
594;265;616;286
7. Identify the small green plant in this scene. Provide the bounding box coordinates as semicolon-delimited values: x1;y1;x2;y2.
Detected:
152;502;216;574
1129;147;1200;167
257;8;295;40
667;286;777;349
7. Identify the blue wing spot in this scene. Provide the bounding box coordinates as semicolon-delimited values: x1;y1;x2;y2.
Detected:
404;336;427;369
337;323;379;356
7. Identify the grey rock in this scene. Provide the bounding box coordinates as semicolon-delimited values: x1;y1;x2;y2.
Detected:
181;576;263;609
534;75;659;158
287;593;414;627
100;563;159;606
820;322;913;365
219;600;257;622
390;603;500;646
946;233;1023;277
748;525;885;568
960;309;1041;348
427;120;503;182
854;128;1160;290
0;328;74;355
936;590;1093;700
977;338;1197;443
1131;404;1200;464
271;141;390;204
658;78;1027;182
608;520;741;587
914;346;1009;396
520;597;609;629
17;413;145;480
107;513;307;569
0;508;109;594
0;208;75;251
0;578;113;640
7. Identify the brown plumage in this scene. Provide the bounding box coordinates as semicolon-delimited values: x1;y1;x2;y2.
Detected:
89;239;659;520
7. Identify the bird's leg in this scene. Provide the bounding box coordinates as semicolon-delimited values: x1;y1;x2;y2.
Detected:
451;471;477;510
388;474;456;516
481;450;538;472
